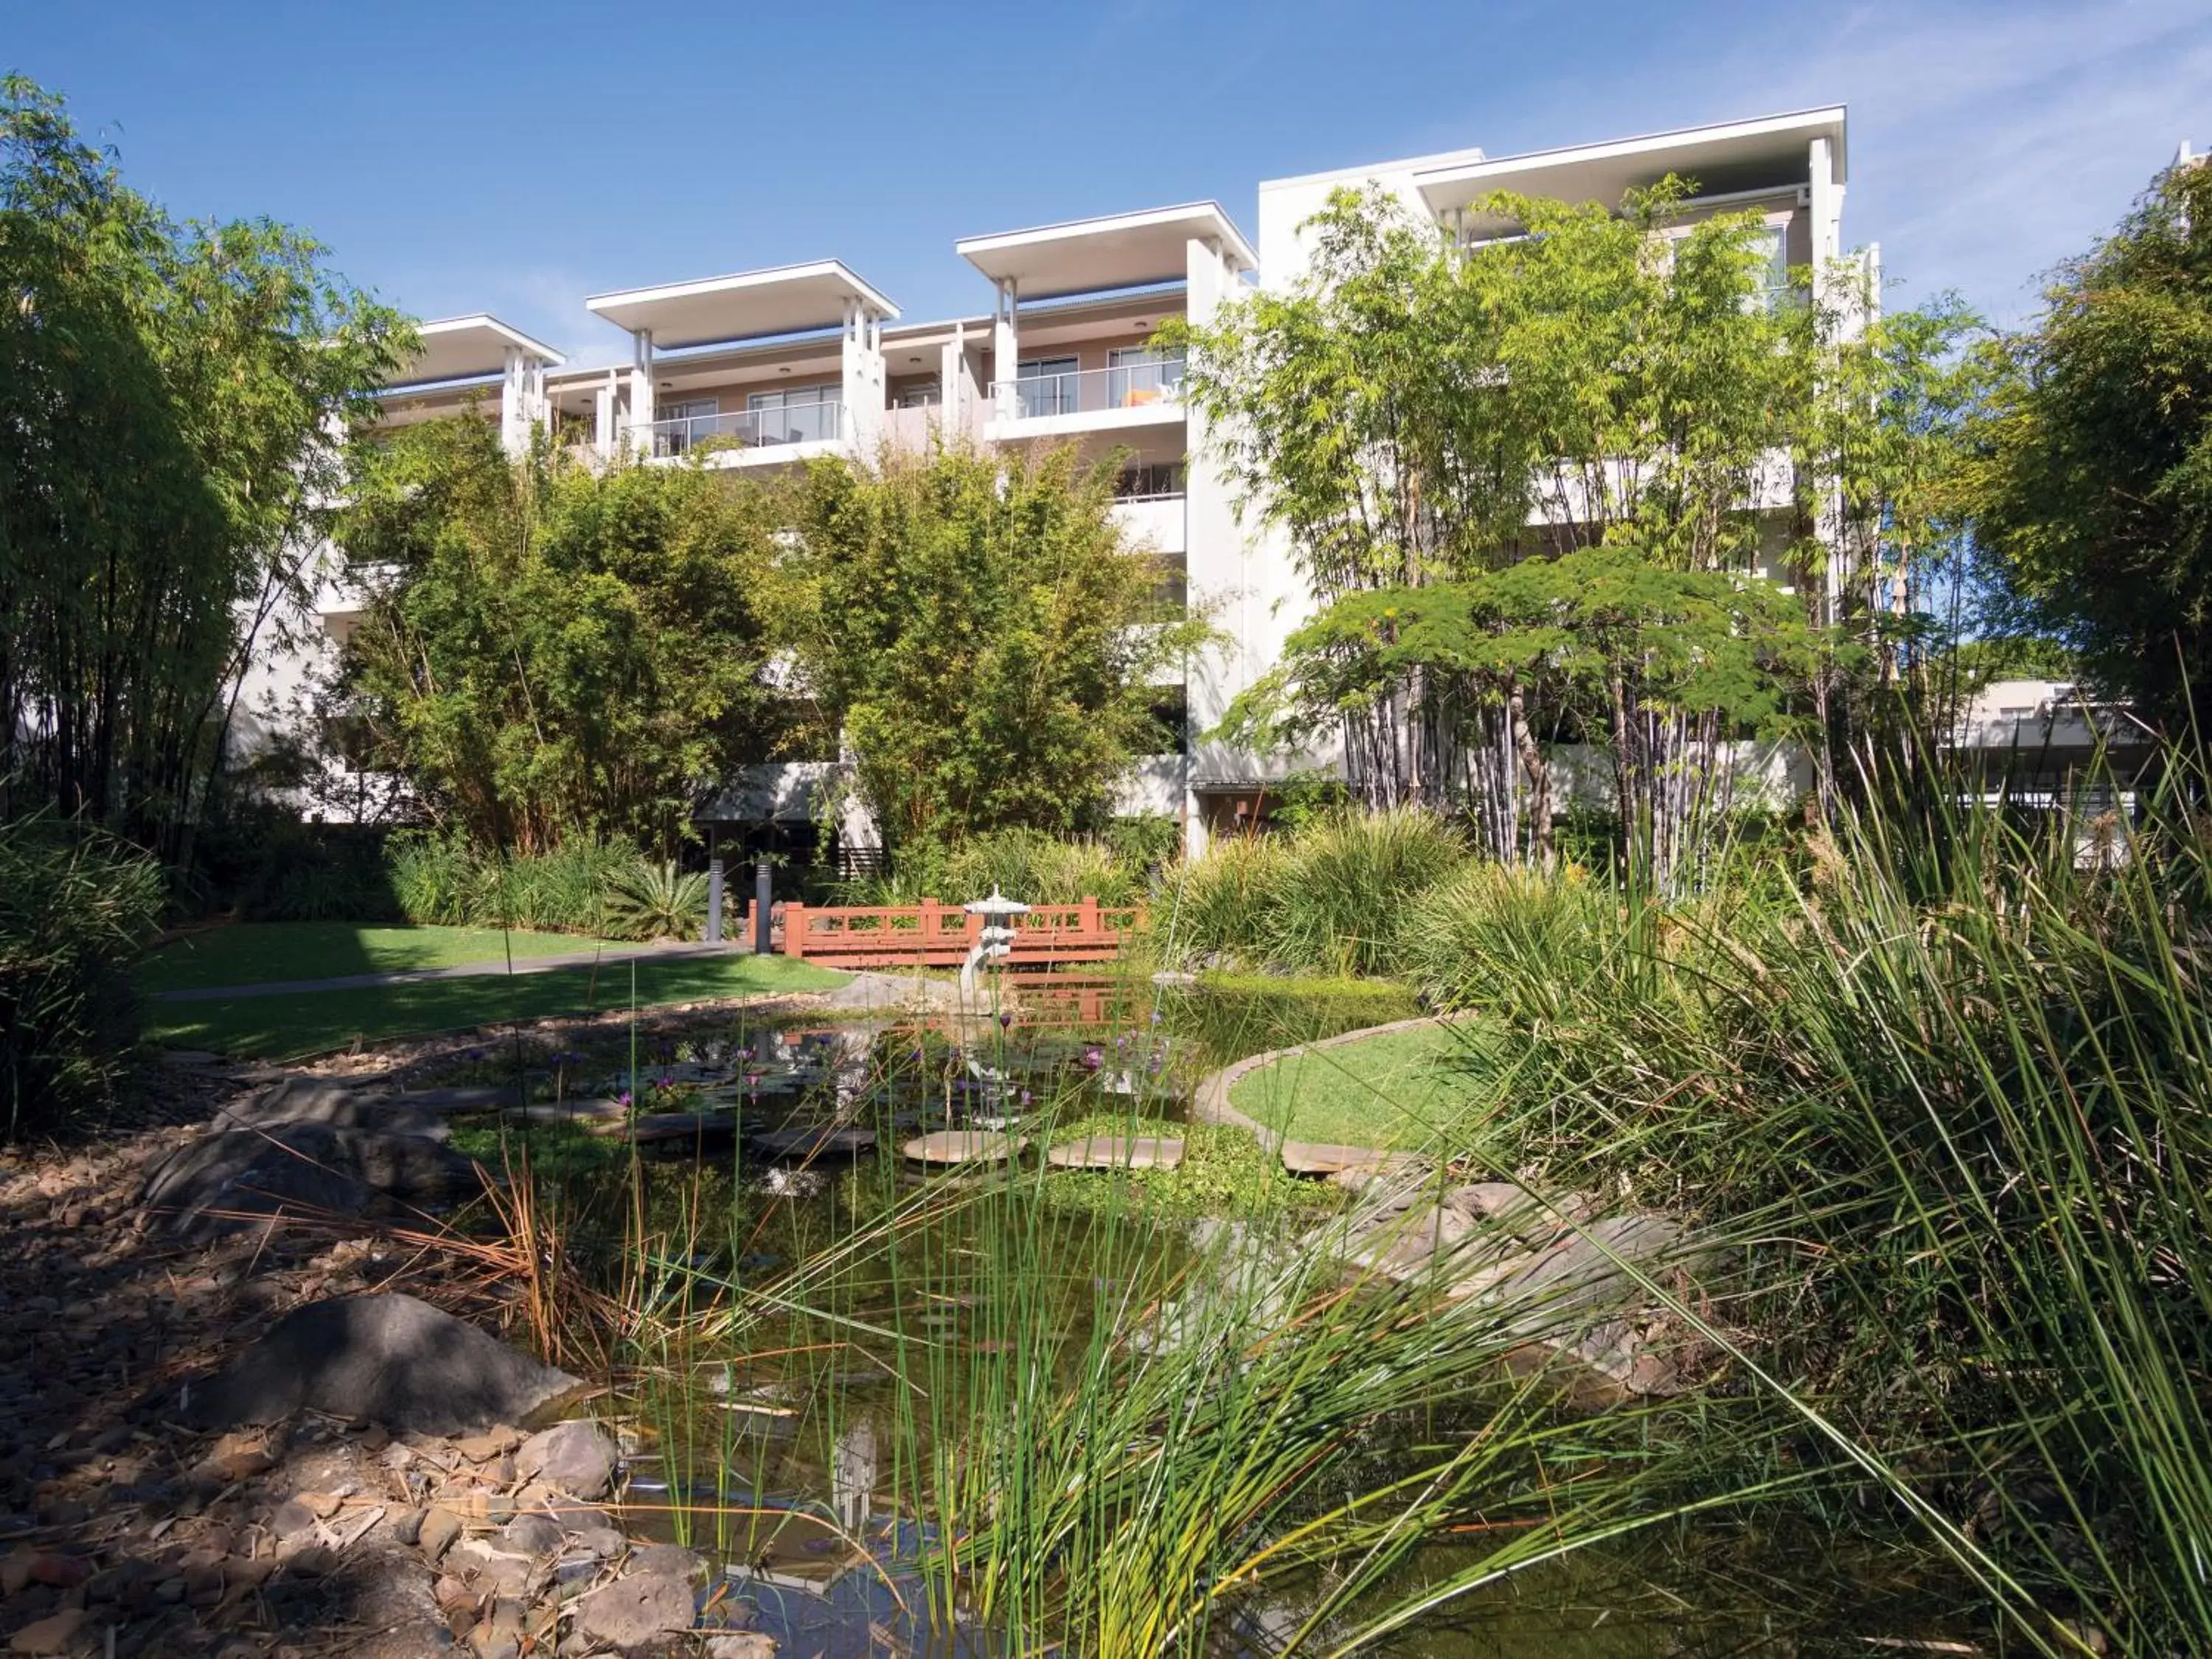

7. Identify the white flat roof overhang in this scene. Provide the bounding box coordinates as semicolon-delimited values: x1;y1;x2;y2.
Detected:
957;202;1256;301
388;315;565;389
1415;108;1847;230
585;260;899;350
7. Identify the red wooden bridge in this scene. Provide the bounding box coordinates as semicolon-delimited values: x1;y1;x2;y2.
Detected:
758;897;1143;970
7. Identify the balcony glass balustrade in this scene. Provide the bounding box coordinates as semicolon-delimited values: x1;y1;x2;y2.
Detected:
996;358;1187;420
640;400;846;458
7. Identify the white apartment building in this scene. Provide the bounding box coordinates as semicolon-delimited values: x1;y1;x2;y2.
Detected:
287;107;1858;860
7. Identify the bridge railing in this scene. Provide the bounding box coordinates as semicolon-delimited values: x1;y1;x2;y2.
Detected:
762;897;1142;969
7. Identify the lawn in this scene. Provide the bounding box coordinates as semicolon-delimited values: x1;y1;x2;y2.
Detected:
139;922;630;995
1225;1019;1489;1151
144;953;849;1060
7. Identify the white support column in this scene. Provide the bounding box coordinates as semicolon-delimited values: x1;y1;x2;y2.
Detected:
840;299;886;455
939;329;965;443
991;279;1019;422
499;347;526;456
1181;236;1242;860
593;371;618;461
1808;136;1841;300
627;328;655;457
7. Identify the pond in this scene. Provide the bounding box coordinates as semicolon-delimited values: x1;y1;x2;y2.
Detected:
429;970;1990;1656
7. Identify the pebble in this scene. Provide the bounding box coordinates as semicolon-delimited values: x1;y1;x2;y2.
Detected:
6;1609;86;1655
417;1506;464;1562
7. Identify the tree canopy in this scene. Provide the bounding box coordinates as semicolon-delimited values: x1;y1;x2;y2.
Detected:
1176;180;1981;880
1971;159;2212;739
773;445;1209;866
336;420;790;854
0;76;410;855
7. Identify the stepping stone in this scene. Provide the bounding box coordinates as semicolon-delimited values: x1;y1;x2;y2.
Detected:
1279;1141;1415;1177
1045;1135;1184;1171
751;1124;877;1159
902;1131;1026;1166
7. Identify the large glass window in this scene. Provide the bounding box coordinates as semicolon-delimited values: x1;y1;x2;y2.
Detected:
1015;355;1079;418
745;383;842;445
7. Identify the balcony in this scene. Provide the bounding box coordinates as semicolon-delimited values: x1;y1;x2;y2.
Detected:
989;361;1186;436
1111;492;1185;556
636;401;848;465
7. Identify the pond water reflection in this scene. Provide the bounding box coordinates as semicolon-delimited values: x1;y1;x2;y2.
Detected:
434;978;1986;1656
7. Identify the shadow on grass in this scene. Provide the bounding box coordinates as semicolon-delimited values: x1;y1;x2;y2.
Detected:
145;955;848;1061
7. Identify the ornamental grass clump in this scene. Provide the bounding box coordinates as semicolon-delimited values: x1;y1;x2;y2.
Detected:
1160;806;1467;975
0;812;163;1135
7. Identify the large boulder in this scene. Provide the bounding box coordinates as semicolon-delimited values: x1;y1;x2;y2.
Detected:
217;1076;449;1140
141;1122;485;1237
189;1293;582;1435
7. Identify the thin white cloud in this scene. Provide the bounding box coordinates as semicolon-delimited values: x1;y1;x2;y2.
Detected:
1756;0;2212;319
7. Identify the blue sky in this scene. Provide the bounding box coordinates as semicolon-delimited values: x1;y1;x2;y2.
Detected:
11;1;2208;365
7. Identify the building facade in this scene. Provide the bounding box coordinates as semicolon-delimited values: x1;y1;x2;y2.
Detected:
277;107;1860;859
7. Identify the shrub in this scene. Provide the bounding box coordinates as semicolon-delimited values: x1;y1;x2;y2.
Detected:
385;830;479;927
1393;860;1611;1020
1160;808;1467;975
0;814;163;1135
384;832;671;936
945;828;1144;907
603;859;708;942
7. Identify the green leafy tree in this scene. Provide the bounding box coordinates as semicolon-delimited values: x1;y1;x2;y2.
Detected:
336;419;789;854
1180;179;1980;872
1971;158;2212;740
0;76;410;856
773;445;1208;869
1179;182;1806;869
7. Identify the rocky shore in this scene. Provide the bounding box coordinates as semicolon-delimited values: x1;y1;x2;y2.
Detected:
0;1053;773;1658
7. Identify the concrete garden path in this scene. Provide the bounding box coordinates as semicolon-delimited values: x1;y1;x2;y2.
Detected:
149;939;740;1002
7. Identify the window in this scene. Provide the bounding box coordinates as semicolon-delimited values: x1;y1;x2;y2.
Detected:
1754;225;1798;310
655;397;718;457
745;383;842;445
894;380;941;408
1107;344;1185;408
1016;355;1079;417
1116;462;1186;499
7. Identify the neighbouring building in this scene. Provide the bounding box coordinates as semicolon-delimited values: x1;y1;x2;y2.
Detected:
261;107;1869;862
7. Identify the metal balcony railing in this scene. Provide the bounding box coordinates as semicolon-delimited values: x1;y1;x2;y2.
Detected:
639;400;846;458
995;360;1187;420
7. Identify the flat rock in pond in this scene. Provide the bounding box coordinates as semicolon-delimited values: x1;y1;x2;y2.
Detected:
613;1112;740;1145
751;1124;877;1159
189;1293;583;1435
903;1130;1026;1166
1279;1140;1419;1177
1045;1135;1184;1171
140;1123;487;1237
